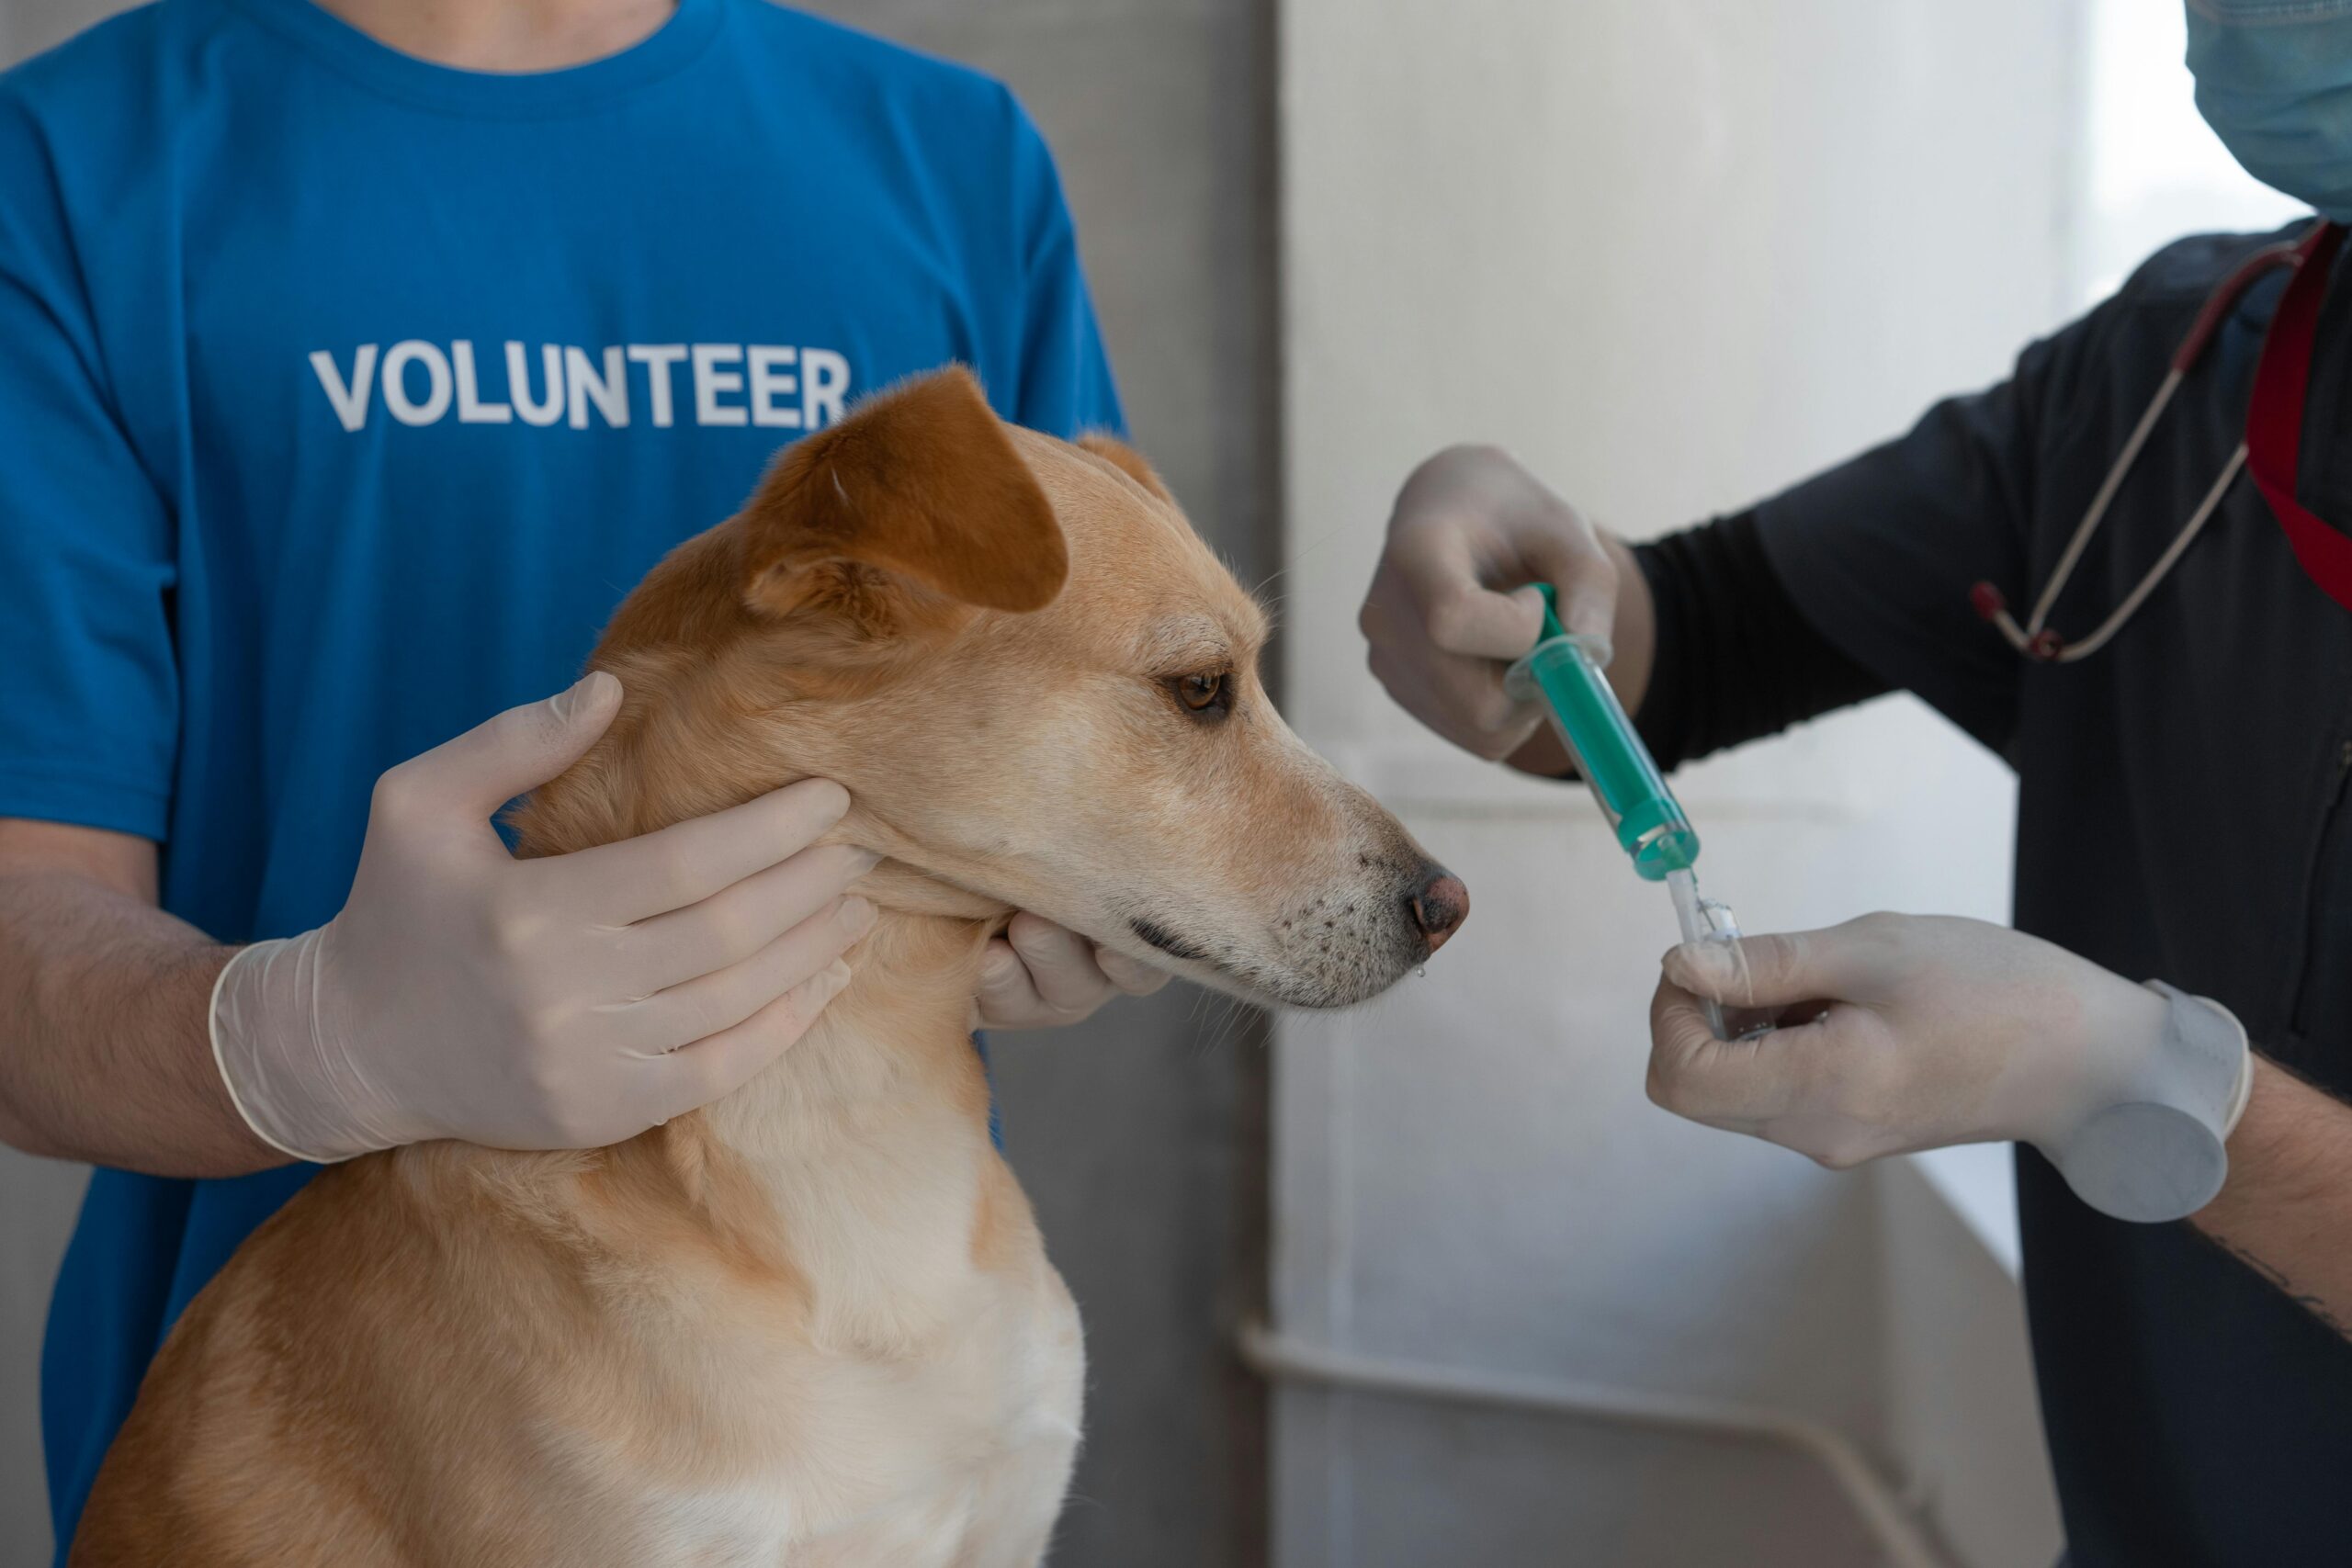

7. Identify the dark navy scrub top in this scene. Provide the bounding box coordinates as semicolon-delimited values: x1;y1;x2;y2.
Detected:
1643;223;2352;1566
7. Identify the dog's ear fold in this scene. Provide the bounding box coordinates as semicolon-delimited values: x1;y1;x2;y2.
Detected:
1075;432;1174;505
738;367;1068;634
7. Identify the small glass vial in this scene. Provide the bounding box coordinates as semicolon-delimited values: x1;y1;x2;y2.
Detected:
1666;870;1780;1042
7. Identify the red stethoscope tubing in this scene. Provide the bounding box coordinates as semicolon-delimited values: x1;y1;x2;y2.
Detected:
1972;220;2350;662
2246;221;2352;615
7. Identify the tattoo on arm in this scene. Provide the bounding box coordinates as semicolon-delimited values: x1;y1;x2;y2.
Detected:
2191;1053;2352;1343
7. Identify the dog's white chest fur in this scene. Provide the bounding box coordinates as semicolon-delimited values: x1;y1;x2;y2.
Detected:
598;1009;1087;1567
614;1269;1083;1566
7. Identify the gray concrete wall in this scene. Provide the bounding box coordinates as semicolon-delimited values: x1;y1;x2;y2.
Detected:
0;1150;84;1562
0;4;1277;1564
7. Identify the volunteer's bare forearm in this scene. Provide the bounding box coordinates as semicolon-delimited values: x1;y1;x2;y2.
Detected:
1505;531;1656;778
0;819;277;1176
2195;1055;2352;1341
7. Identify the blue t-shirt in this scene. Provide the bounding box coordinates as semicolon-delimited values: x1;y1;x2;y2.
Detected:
0;0;1120;1551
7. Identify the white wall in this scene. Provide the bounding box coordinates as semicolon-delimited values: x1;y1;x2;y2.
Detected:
2073;0;2305;308
1272;1;2084;1562
1878;1156;2063;1568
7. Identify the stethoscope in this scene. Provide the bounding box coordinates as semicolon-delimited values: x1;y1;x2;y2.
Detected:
1969;219;2352;662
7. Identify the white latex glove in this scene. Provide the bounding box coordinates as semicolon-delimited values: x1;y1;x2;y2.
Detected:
211;673;877;1161
976;910;1170;1031
1359;445;1619;761
1649;912;2254;1221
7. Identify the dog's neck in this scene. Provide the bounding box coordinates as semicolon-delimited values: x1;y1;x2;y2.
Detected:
504;676;1019;1352
688;897;1006;1350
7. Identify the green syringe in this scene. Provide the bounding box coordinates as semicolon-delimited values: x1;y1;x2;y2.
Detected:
1507;584;1697;880
1504;584;1773;1042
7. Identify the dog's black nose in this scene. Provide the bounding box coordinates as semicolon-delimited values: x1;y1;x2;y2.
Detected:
1408;865;1469;953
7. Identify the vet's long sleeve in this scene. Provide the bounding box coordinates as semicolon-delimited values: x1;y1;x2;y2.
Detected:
1629;511;1890;773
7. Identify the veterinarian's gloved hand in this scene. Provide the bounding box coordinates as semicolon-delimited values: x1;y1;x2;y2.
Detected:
975;911;1170;1030
210;672;877;1162
1360;445;1620;761
1649;912;2255;1221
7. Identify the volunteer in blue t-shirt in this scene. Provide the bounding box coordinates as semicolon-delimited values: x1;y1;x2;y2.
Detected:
0;0;1168;1556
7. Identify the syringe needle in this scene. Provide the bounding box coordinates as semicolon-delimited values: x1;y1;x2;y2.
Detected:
1502;585;1772;1043
1665;869;1733;1040
1665;867;1776;1043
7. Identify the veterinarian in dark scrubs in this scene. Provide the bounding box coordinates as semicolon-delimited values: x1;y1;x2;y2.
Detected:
1362;6;2352;1565
0;1;1162;1558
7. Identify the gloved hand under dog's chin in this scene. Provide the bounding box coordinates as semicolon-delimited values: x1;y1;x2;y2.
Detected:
973;910;1169;1031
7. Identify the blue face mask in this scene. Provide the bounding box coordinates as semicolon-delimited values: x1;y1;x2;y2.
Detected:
2186;0;2352;223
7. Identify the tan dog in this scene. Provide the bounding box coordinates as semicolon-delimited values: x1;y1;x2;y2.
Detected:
70;367;1466;1567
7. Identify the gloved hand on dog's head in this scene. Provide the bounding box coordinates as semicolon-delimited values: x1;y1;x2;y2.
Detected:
209;673;876;1162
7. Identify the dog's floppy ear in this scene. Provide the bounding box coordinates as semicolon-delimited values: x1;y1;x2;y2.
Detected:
739;367;1067;631
1076;432;1175;505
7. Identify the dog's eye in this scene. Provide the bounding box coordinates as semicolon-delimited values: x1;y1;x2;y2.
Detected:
1178;673;1223;709
1170;671;1230;718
